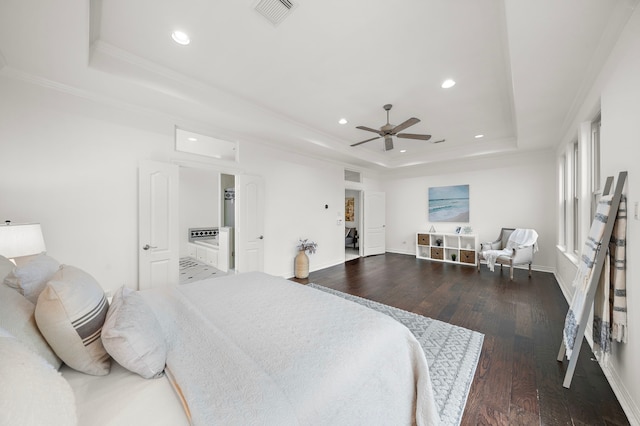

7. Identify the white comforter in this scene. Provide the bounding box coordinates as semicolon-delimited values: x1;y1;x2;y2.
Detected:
143;272;439;426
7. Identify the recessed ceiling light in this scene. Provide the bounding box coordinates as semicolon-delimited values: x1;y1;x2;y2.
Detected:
171;31;190;45
474;134;484;139
400;149;407;153
338;118;348;125
187;137;197;141
441;79;456;89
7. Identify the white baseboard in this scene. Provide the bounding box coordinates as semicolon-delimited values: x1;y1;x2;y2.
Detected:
601;362;640;425
553;274;639;425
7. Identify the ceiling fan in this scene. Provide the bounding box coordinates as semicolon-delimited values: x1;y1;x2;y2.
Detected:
351;104;442;151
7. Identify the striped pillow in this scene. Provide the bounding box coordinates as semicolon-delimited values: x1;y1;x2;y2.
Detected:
35;265;111;376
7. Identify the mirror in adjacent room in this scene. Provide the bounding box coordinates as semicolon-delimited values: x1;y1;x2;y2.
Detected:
175;128;238;162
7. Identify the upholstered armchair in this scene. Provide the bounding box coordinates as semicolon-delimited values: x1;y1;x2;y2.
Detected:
477;228;538;280
345;227;358;248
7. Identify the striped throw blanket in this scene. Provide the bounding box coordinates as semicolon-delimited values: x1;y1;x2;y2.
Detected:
594;196;628;357
563;195;613;359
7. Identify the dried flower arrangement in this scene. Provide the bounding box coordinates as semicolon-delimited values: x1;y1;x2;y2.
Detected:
297;238;318;254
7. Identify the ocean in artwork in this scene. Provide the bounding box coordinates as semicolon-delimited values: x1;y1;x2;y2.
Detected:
428;185;470;222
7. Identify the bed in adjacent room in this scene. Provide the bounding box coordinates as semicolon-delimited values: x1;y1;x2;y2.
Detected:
1;254;442;426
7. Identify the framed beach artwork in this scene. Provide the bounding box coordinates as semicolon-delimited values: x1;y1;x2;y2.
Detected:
428;184;470;222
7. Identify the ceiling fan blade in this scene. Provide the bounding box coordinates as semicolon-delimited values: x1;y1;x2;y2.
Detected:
384;136;394;151
396;133;432;141
391;117;420;134
350;136;381;147
356;126;383;135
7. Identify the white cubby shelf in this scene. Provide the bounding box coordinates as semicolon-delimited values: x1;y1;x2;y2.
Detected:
415;232;477;266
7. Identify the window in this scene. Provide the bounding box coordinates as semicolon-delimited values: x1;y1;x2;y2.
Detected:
559;112;602;260
572;141;579;253
590;115;601;217
559;157;566;248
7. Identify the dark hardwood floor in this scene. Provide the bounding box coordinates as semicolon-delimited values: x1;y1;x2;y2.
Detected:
291;253;629;426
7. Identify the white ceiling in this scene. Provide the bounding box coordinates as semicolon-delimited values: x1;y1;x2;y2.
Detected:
0;0;637;170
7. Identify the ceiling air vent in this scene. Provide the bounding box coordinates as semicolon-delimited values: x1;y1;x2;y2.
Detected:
254;0;296;26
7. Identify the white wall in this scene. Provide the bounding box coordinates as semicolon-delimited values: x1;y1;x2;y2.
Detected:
236;143;370;277
555;7;640;422
0;75;369;290
0;78;174;292
383;150;556;271
178;167;219;256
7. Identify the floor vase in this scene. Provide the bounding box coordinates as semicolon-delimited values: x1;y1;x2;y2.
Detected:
295;250;309;278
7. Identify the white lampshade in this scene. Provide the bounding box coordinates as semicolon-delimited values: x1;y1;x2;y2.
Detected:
0;223;47;259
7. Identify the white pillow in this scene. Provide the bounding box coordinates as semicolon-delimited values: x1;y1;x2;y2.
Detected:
102;286;167;379
4;253;60;303
0;327;77;426
0;283;61;369
0;255;14;282
35;265;111;376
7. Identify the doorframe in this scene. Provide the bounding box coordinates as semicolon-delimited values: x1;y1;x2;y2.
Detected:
344;187;364;261
165;159;244;275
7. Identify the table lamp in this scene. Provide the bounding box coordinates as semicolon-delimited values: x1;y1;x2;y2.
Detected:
0;221;47;261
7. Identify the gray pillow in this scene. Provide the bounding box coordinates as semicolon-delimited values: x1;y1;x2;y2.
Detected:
3;253;60;303
102;286;167;379
35;265;111;376
0;255;14;282
0;284;62;369
0;327;77;426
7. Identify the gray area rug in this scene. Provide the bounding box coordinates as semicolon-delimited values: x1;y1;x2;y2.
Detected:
308;284;484;426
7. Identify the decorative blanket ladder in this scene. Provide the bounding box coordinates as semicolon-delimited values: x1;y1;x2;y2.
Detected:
557;171;627;388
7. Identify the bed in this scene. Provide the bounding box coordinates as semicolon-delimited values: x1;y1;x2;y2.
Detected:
1;254;439;426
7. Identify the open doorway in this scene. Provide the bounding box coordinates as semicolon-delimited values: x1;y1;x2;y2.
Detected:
345;189;362;261
176;167;238;285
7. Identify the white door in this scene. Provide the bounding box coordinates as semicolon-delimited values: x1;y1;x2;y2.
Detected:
363;191;386;256
138;160;179;289
236;174;264;273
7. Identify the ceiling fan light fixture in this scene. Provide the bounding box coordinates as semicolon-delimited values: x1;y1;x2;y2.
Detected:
384;136;393;151
441;79;456;89
171;30;190;45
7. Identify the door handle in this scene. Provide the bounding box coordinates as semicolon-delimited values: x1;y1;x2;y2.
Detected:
258;235;264;240
143;244;157;251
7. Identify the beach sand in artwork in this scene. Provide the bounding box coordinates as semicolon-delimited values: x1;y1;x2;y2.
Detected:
445;211;469;222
